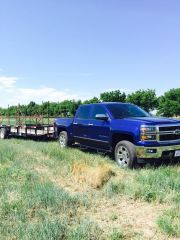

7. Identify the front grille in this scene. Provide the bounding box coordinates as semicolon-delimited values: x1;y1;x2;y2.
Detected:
158;125;180;142
159;126;180;131
159;134;180;141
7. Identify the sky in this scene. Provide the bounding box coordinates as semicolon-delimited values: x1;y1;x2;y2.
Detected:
0;0;180;107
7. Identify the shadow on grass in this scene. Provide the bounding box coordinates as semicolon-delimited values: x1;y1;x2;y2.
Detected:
7;135;56;142
4;136;180;169
73;146;180;169
137;158;180;169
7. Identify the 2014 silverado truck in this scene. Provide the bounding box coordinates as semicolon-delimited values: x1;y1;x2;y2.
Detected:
54;103;180;168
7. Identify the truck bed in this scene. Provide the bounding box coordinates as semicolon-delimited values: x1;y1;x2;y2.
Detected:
54;118;74;127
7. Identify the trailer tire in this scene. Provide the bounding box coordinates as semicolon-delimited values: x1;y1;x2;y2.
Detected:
59;131;70;148
0;128;7;139
115;140;136;168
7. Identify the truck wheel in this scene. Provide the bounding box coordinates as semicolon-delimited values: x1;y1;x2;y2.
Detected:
0;128;7;139
59;131;69;148
115;140;136;168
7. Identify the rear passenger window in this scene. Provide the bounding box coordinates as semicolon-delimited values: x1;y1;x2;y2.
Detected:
76;105;91;119
92;105;107;119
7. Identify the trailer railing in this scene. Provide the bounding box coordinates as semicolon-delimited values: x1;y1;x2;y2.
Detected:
0;115;56;127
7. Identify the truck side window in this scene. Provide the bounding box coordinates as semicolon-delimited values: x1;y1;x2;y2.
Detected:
92;105;107;119
76;105;91;119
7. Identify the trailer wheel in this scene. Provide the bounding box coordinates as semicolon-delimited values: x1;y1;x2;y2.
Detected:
115;140;136;168
0;128;7;139
59;131;69;148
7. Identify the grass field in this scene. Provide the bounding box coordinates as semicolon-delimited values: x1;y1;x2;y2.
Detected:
0;139;179;239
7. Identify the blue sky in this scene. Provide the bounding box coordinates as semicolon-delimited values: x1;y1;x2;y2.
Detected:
0;0;179;107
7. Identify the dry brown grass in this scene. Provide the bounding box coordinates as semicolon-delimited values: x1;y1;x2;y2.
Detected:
71;162;116;189
81;196;173;240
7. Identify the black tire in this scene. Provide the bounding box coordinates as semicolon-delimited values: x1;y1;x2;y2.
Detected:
59;131;70;148
0;128;7;140
114;140;136;168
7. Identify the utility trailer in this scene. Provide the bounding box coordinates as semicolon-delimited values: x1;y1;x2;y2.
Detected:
0;115;55;139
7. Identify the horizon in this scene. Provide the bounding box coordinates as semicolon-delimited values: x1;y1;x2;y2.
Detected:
0;87;177;109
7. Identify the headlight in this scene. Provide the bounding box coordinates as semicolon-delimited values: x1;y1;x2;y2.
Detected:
140;125;157;141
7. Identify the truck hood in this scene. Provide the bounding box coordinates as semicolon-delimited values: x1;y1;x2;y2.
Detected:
122;117;180;125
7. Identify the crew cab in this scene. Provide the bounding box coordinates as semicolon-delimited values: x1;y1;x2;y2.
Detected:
54;103;180;168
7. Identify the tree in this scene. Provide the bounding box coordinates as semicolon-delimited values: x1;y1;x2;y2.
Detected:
58;100;81;116
26;101;40;115
127;89;158;112
0;88;178;118
83;97;100;104
0;107;5;115
8;106;17;116
68;100;82;116
157;88;180;117
100;90;126;102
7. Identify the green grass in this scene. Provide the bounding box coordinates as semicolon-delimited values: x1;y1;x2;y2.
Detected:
107;229;124;240
157;207;180;237
104;166;180;204
67;220;103;240
0;139;179;239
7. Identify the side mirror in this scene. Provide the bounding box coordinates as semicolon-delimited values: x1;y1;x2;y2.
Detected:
95;114;108;121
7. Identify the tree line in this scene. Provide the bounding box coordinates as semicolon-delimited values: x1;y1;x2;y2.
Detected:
0;88;179;117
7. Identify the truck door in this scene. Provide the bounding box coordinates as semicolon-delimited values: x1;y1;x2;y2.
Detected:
73;105;92;146
87;105;111;150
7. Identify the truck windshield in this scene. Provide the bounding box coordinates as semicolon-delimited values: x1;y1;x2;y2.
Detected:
106;104;150;119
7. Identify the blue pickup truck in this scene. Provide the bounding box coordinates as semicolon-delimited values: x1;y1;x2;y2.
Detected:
54;103;180;168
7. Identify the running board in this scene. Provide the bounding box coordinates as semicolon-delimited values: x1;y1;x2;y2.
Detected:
97;149;106;155
80;145;88;150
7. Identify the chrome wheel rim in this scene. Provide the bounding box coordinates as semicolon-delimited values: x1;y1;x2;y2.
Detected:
116;146;130;167
59;134;66;147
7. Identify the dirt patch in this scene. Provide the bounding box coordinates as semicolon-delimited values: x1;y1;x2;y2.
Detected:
35;165;50;175
81;196;174;240
35;165;83;193
7;191;20;203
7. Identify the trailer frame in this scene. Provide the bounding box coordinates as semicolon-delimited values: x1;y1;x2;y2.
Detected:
0;116;55;139
0;102;73;139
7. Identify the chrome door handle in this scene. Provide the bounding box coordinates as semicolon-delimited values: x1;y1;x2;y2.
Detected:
88;123;94;126
73;122;78;125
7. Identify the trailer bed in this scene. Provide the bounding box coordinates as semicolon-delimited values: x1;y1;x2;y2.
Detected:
0;116;55;139
0;124;55;138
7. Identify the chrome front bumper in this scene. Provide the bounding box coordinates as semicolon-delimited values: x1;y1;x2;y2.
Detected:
136;145;180;159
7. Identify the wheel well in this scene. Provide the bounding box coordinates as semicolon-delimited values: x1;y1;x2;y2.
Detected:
112;133;134;150
57;127;67;135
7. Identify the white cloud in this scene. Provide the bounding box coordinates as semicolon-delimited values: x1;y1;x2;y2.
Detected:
0;76;17;88
16;87;79;104
0;75;83;107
